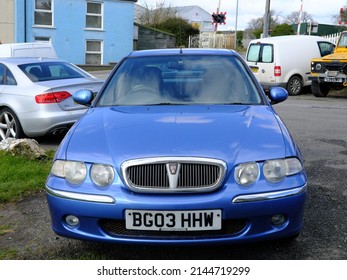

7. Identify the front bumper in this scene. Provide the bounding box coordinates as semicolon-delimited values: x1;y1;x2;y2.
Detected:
309;73;347;83
45;183;307;245
260;82;287;91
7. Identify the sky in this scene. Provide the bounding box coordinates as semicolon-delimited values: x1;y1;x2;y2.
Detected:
137;0;347;30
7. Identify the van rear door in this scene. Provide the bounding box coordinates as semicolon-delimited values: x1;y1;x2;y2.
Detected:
246;43;275;88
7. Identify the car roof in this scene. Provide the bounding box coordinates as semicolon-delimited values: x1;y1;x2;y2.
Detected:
0;57;66;66
127;48;236;57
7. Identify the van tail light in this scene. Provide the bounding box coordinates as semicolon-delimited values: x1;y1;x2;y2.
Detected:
35;91;71;104
274;66;281;77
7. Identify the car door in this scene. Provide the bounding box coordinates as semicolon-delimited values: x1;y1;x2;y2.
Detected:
246;43;275;86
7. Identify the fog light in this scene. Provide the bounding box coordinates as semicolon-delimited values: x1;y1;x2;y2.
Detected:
271;214;286;226
65;215;79;227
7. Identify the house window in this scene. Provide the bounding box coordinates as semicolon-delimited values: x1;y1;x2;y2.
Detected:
86;40;103;65
34;0;53;26
86;1;103;29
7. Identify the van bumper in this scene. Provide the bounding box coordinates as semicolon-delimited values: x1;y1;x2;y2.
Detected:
260;82;287;91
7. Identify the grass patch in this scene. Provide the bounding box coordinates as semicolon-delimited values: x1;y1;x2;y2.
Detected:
0;225;14;235
0;248;18;259
0;150;55;203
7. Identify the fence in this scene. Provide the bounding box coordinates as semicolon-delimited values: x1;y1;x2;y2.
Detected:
189;33;236;49
323;32;341;44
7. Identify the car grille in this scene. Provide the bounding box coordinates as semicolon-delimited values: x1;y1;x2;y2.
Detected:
325;63;343;72
121;157;227;193
99;219;247;239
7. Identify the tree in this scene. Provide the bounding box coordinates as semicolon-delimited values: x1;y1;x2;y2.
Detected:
154;17;199;47
236;30;243;49
331;13;340;25
139;1;176;27
271;23;294;36
284;11;313;24
246;10;281;39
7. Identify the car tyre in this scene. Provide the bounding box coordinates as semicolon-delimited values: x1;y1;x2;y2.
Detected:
0;108;25;140
287;75;303;96
311;80;330;97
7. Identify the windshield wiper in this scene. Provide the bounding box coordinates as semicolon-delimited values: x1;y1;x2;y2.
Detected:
146;102;186;106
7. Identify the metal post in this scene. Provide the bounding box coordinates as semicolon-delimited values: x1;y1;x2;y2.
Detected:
234;0;239;50
263;0;271;38
214;0;222;48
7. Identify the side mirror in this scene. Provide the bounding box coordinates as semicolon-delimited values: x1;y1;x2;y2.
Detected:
73;89;94;106
268;87;288;104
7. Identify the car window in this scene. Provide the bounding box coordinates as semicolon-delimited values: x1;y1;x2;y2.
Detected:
247;44;273;63
337;33;347;47
18;61;87;82
0;64;17;86
97;55;263;107
0;64;4;85
318;42;335;56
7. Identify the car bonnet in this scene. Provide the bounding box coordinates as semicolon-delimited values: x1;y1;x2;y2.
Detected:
59;105;288;172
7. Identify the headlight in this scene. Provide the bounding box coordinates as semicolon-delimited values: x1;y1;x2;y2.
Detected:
263;159;286;182
315;63;322;71
234;162;259;186
285;158;303;175
51;160;87;185
51;160;65;177
90;164;114;187
263;158;303;183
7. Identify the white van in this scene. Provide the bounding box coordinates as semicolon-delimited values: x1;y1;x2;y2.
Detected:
0;42;57;59
245;35;335;95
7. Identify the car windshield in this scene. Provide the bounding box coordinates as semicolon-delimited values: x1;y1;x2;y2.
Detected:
18;61;88;82
96;54;263;106
337;33;347;47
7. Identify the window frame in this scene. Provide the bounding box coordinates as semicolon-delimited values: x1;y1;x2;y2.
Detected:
318;41;335;57
247;43;274;63
85;40;103;65
86;1;104;30
34;0;54;27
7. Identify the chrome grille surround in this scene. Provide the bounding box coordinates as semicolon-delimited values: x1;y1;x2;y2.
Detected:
121;157;227;193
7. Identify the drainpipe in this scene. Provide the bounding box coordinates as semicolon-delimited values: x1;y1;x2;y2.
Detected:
24;0;27;42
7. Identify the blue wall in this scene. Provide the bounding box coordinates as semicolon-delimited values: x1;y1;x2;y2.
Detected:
16;0;135;64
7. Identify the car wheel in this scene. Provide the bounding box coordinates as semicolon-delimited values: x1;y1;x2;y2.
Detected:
311;81;330;97
0;108;25;141
287;76;303;96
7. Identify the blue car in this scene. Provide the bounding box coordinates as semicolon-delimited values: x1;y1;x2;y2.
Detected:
46;49;307;245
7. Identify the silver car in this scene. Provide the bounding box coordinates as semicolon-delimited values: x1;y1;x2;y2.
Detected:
0;57;104;140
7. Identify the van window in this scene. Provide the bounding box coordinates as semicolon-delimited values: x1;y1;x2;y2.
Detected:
247;43;273;63
262;45;273;62
247;45;260;62
318;42;335;56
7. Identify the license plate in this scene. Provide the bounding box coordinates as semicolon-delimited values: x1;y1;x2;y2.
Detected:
125;209;222;231
326;71;338;77
250;67;258;73
324;77;342;83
